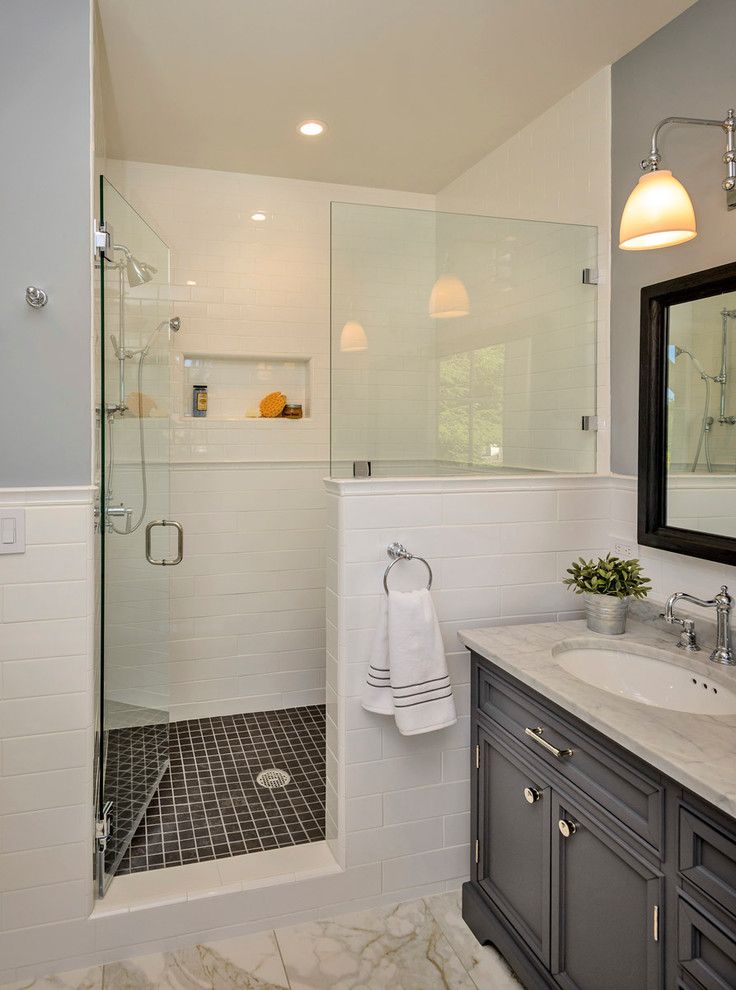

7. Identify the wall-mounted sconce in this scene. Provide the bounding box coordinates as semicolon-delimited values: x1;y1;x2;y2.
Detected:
428;273;469;318
619;109;736;251
339;320;367;352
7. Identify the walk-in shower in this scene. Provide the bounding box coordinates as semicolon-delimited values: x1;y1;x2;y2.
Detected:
95;177;328;897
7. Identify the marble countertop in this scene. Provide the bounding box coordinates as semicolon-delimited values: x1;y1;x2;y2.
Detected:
458;617;736;818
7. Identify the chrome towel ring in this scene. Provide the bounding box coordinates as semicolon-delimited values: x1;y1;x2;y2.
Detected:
383;541;433;595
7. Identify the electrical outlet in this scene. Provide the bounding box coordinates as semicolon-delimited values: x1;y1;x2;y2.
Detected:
612;540;638;558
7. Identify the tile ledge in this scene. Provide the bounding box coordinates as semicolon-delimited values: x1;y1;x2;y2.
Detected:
90;842;343;917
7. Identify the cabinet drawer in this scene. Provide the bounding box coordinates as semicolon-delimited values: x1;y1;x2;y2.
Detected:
678;895;736;990
680;805;736;919
474;658;664;852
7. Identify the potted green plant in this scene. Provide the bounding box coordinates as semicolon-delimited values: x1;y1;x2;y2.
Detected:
563;553;651;635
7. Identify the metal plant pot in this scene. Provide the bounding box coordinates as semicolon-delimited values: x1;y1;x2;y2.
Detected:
584;593;629;635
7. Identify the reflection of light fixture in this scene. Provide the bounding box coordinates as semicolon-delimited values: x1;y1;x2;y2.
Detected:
250;211;267;222
619;108;736;251
429;274;469;319
299;120;326;137
339;321;367;352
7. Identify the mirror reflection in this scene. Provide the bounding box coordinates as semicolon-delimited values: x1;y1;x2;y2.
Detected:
666;289;736;536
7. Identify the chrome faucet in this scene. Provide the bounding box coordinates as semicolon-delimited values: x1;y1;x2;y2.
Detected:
662;586;734;665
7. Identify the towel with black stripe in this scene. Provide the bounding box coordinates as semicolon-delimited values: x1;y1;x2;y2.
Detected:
361;588;457;735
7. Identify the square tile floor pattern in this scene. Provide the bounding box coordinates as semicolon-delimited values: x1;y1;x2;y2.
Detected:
115;706;326;875
2;892;522;990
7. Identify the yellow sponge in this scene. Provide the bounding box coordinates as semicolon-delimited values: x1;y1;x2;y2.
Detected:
259;391;287;418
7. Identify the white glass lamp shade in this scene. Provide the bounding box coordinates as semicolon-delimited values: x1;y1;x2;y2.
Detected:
339;321;367;352
429;274;470;318
619;169;697;250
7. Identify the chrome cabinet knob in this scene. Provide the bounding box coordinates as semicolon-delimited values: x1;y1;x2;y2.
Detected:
558;819;578;838
523;787;541;804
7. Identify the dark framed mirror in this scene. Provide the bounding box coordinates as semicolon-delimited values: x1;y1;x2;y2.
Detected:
639;260;736;565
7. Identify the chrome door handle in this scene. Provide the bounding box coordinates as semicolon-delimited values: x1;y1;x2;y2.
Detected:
525;726;573;759
558;819;578;838
523;786;541;804
145;519;183;566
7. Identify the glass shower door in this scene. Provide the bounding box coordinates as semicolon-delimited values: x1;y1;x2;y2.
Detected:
96;177;176;895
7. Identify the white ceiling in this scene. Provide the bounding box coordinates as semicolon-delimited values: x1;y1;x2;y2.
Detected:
97;0;695;193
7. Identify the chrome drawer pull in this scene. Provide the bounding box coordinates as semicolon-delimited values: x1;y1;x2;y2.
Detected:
559;818;578;838
523;786;541;804
525;726;573;759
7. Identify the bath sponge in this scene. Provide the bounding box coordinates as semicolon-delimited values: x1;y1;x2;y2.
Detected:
259;391;287;418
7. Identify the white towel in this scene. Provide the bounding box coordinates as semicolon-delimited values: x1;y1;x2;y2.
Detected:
361;589;457;735
361;595;393;715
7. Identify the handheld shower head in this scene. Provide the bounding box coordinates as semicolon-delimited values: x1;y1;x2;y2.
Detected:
671;343;708;378
138;316;182;357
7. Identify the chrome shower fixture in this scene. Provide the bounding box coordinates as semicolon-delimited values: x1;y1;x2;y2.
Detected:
111;316;181;362
112;243;158;287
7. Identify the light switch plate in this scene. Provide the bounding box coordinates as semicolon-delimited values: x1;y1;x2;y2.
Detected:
0;508;26;554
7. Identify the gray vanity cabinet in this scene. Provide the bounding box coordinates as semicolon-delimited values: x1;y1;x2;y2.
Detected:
549;789;663;990
464;652;707;990
477;725;551;966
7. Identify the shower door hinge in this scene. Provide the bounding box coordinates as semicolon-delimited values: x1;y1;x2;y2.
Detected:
95;801;113;852
582;268;599;285
581;415;599;432
94;220;114;261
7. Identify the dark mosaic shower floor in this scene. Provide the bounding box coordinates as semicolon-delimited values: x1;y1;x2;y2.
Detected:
113;706;326;876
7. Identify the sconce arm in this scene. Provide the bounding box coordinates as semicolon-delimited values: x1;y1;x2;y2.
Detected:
643;110;736;193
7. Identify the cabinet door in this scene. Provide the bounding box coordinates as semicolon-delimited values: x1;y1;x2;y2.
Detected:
477;724;551;966
551;790;663;990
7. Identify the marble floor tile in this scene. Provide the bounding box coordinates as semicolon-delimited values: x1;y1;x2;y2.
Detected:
1;969;103;990
425;890;522;990
275;897;476;989
101;931;288;990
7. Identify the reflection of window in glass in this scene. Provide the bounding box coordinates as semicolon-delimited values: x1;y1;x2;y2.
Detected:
438;345;505;464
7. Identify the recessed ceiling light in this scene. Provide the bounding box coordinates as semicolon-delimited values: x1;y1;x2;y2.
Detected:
250;211;267;222
186;280;197;286
298;119;326;137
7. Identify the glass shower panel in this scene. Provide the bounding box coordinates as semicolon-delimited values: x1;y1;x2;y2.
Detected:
330;203;598;477
96;177;173;895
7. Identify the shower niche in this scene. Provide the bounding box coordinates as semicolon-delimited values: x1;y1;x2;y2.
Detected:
175;352;312;419
639;260;736;564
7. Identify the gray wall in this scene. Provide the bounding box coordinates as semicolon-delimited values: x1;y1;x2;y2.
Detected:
0;0;92;487
611;0;736;475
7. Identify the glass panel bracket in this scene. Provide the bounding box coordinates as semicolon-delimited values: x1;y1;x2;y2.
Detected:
96;800;114;853
93;219;114;261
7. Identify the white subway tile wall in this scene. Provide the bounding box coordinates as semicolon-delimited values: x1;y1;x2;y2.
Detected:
325;475;611;891
0;491;95;964
102;160;434;718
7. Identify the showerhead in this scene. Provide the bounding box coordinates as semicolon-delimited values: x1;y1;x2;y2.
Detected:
169;316;181;333
113;243;158;287
125;255;157;287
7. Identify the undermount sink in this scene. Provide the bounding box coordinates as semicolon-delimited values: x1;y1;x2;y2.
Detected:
555;646;736;714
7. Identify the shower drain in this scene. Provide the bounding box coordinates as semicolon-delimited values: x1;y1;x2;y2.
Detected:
256;768;291;789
